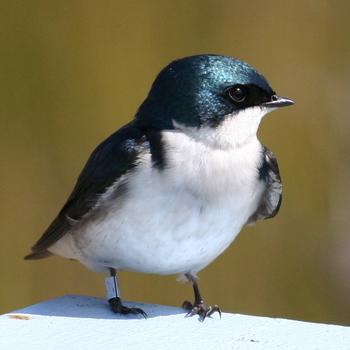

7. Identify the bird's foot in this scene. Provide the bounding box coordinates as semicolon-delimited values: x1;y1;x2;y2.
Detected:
182;300;221;321
108;297;147;318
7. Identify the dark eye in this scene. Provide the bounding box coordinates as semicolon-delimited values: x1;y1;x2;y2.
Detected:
227;85;247;103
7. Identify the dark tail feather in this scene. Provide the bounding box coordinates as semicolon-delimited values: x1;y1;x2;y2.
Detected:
24;250;52;260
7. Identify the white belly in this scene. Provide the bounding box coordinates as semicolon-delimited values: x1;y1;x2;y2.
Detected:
49;131;265;275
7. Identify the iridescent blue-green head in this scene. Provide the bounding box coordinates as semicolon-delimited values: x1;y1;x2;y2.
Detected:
135;54;293;134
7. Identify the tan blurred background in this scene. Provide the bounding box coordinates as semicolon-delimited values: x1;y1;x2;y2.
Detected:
1;0;350;325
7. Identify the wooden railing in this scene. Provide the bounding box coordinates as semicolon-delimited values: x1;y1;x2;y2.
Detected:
1;295;350;349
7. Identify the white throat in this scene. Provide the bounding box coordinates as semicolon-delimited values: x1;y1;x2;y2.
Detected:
173;106;273;150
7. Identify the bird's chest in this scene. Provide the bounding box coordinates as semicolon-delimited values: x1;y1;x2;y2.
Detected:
75;133;264;274
158;131;264;210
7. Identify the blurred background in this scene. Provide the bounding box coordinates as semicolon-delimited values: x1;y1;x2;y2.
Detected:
1;0;350;325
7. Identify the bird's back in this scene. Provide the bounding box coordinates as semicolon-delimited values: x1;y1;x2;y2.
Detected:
25;122;146;260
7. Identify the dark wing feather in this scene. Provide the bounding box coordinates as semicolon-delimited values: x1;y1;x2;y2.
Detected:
247;146;282;224
25;122;145;259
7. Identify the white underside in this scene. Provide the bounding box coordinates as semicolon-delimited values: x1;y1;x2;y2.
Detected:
49;107;269;275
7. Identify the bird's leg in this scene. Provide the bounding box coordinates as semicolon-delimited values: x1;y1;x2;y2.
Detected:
106;268;147;318
182;273;221;321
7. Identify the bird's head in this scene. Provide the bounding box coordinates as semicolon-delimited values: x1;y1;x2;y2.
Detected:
136;55;293;148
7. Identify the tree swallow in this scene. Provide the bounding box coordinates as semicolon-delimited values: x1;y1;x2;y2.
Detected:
25;54;294;320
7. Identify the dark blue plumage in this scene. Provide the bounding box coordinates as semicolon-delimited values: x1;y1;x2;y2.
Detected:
136;54;274;129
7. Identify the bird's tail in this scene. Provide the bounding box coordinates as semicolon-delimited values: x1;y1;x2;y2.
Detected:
24;250;52;260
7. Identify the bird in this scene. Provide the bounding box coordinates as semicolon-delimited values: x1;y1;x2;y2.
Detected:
25;54;294;320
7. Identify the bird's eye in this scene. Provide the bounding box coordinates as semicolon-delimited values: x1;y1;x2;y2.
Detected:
227;85;247;103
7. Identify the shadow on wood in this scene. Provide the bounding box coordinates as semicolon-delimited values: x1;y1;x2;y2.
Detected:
14;295;185;319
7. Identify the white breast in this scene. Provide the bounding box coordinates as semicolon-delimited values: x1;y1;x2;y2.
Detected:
49;126;265;276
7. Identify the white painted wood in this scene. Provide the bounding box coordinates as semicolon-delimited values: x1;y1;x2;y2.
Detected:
1;295;350;350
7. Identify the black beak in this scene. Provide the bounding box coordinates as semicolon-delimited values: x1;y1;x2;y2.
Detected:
262;95;295;108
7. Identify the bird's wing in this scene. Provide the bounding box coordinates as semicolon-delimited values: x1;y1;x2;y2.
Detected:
247;146;282;224
25;122;146;259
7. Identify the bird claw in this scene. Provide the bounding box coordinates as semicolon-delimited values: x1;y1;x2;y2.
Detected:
121;306;147;319
109;297;147;318
182;300;221;321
